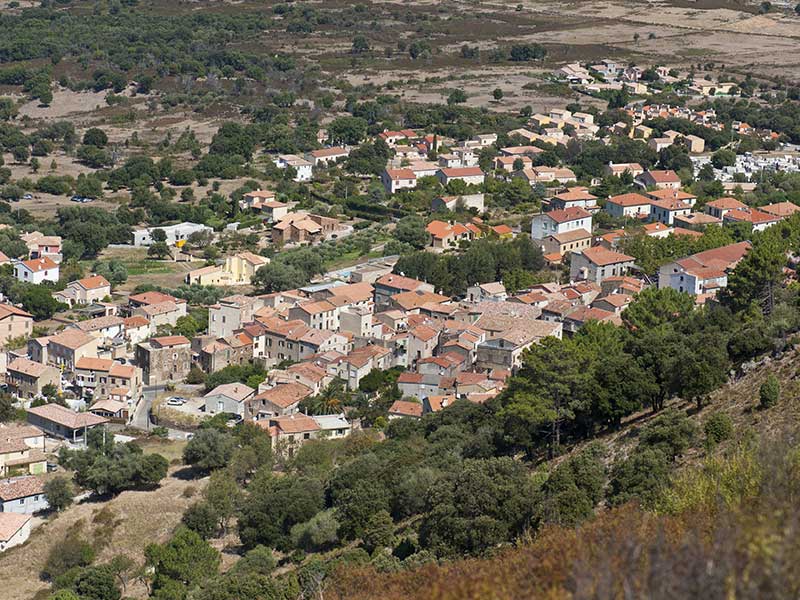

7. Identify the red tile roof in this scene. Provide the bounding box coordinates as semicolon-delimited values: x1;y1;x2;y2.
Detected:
544;207;592;224
388;400;423;418
581;246;634;266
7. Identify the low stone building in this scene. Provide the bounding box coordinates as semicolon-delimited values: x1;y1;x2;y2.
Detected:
135;335;192;385
6;358;59;400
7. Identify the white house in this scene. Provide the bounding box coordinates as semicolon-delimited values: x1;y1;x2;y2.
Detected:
381;169;417;194
132;222;213;247
649;199;692;225
722;208;782;233
0;512;31;552
274;154;313;182
570;246;635;283
307;147;350;167
531;207;592;242
658;241;751;296
604;193;652;219
436;167;485;187
0;477;48;514
202;383;256;417
14;257;59;285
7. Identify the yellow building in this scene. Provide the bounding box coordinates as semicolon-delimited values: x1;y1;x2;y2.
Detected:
224;252;270;284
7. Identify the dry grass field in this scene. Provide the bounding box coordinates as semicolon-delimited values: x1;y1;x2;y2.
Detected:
0;441;199;600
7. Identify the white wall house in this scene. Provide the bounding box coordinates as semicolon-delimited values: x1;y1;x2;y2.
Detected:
381;169;417;194
604;193;652;219
132;222;213;247
14;257;59;285
0;513;31;552
274;155;313;182
531;208;592;242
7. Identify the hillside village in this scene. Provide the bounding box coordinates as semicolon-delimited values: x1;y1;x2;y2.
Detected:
2;0;800;596
0;83;797;554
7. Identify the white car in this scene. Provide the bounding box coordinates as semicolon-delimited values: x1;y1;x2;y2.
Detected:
166;397;186;407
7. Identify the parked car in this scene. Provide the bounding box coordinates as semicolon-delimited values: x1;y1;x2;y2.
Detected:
22;194;33;200
226;414;244;428
166;397;186;407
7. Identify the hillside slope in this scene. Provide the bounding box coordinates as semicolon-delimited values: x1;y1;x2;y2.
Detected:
0;442;199;600
325;349;800;600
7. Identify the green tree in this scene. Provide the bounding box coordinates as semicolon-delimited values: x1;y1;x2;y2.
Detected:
147;241;171;260
0;394;16;422
447;89;467;105
711;148;736;169
607;447;670;508
760;374;780;409
638;409;698;460
48;591;79;600
42;530;96;580
182;501;219;539
73;565;121;600
251;262;308;293
704;412;733;447
0;97;18;121
419;458;536;557
205;470;241;534
351;35;370;54
676;333;729;411
183;429;235;472
83;128;109;148
145;527;220;595
492;88;504;101
231;545;277;577
536;444;605;527
44;476;75;512
394;215;430;249
172;314;201;338
1;184;23;201
17;285;65;320
328;116;368;145
721;238;784;314
290;509;340;552
238;470;324;551
362;509;395;554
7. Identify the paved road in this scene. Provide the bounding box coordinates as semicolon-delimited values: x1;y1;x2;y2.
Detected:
130;384;164;431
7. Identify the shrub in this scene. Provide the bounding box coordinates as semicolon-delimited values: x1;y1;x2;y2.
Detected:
290;509;340;552
759;374;780;409
42;529;96;580
182;501;219;539
607;447;671;508
704;413;733;447
638;409;698;460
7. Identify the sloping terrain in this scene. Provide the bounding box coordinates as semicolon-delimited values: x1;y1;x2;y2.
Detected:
0;443;200;600
324;347;800;600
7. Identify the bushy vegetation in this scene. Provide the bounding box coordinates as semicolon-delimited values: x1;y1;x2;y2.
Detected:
58;428;168;496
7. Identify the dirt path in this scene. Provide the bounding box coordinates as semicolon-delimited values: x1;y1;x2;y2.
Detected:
0;463;205;600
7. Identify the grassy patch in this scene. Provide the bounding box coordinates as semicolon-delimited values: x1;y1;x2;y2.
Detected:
136;438;188;462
